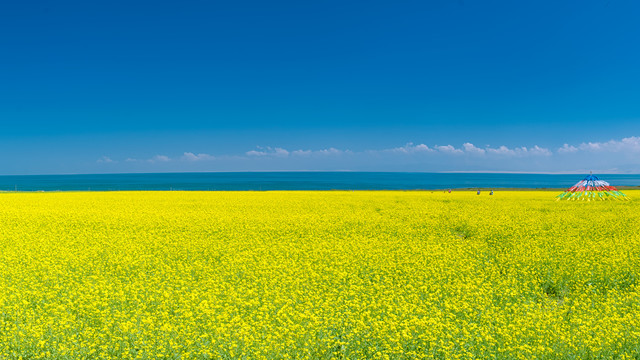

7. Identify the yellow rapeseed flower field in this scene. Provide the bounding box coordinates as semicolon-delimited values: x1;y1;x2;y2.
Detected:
0;190;639;359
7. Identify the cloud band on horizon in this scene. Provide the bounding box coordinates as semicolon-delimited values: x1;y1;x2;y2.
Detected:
97;136;640;174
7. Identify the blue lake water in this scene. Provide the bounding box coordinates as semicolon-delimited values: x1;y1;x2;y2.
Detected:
0;172;639;192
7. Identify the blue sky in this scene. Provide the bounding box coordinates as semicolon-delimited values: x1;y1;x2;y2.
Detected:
1;0;640;174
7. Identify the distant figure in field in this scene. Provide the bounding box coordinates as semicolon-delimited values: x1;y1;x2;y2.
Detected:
448;189;451;193
477;189;481;195
490;190;494;195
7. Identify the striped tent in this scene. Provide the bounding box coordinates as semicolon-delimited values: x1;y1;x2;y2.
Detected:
557;173;628;201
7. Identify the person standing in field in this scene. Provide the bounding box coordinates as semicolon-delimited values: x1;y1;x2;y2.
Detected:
477;189;481;195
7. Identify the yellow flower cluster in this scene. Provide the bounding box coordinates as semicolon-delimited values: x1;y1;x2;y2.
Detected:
0;190;638;359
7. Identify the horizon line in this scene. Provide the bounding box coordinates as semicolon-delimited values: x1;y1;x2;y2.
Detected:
1;170;640;177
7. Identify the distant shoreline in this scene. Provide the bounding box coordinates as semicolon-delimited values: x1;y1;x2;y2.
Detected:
0;172;637;192
1;187;638;193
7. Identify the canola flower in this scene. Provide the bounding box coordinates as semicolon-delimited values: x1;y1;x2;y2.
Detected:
0;190;638;359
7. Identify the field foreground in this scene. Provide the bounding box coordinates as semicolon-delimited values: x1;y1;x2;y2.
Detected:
1;191;639;359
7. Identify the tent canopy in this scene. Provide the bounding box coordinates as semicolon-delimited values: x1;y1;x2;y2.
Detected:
556;173;628;201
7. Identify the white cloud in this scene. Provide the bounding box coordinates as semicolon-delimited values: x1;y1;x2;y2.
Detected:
387;143;434;154
110;137;640;172
435;145;464;154
148;155;170;163
246;147;289;157
529;145;552;156
485;145;551;157
579;142;602;152
618;136;640;152
243;142;551;161
122;155;172;163
118;141;557;168
80;135;640;173
246;150;267;156
574;136;640;153
462;143;485;155
316;147;343;155
291;149;313;156
248;147;344;157
487;145;516;156
182;152;215;161
558;144;578;153
97;156;115;164
372;142;548;158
